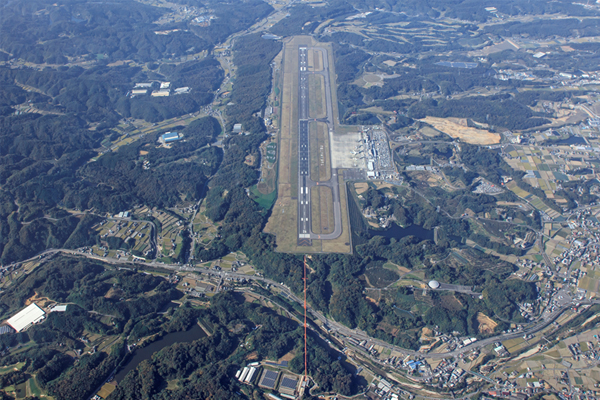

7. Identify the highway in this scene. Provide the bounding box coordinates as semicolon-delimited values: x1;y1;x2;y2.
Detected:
24;248;596;363
296;46;343;245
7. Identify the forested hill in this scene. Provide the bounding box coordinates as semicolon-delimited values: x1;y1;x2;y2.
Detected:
0;0;279;265
0;0;273;64
0;256;358;399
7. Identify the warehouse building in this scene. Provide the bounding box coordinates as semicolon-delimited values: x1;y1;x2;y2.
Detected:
278;374;299;396
6;303;46;332
259;369;280;390
151;89;170;97
160;132;181;144
174;87;190;94
244;366;258;384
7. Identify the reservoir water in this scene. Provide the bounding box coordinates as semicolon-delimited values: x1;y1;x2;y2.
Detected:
115;324;207;382
553;136;586;145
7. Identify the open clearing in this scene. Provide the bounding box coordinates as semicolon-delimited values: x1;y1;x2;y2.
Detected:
477;312;498;334
420;116;501;144
354;182;369;194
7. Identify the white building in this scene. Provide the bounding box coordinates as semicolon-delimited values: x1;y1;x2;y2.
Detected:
151;89;170;97
7;303;46;332
174;87;191;94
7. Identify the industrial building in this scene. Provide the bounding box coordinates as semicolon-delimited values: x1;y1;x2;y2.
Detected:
6;303;46;332
233;123;243;134
160;132;181;144
258;369;280;390
50;305;68;312
151;89;170;97
278;374;299;396
174;87;191;94
244;366;258;384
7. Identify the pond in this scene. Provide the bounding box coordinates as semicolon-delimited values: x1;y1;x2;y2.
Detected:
433;147;453;159
553;136;586;145
114;324;207;383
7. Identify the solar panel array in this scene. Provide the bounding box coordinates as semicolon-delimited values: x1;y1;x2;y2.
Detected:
259;370;279;389
0;325;13;335
280;376;298;390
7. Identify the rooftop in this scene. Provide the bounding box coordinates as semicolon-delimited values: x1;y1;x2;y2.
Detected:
161;132;180;142
7;303;45;332
259;369;279;390
279;375;298;393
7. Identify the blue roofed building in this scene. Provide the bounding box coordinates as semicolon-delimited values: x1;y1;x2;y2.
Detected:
161;132;181;144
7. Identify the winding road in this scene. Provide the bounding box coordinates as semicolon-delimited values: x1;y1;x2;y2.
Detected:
22;247;595;364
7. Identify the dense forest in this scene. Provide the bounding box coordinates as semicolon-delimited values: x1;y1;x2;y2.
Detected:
0;0;273;64
347;0;596;21
199;167;535;350
0;114;222;264
0;256;358;400
226;34;282;133
0;0;565;380
0;3;280;264
1;56;223;126
269;1;354;37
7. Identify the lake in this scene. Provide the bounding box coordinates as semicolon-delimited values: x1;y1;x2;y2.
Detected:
114;324;207;382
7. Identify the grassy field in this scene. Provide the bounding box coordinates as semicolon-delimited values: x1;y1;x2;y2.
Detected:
311;186;334;235
27;377;43;397
321;174;352;254
95;218;153;256
309;122;331;182
308;73;326;119
266;36;351;254
251;185;277;210
0;362;25;375
257;139;278;196
97;383;116;398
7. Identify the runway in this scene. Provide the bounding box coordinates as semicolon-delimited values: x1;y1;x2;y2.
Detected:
297;46;342;245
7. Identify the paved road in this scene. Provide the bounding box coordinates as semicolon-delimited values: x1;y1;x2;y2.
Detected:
22;248;599;368
296;46;342;244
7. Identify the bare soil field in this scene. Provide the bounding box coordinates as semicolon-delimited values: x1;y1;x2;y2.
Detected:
354;182;369;194
420;117;501;144
477;312;498;334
